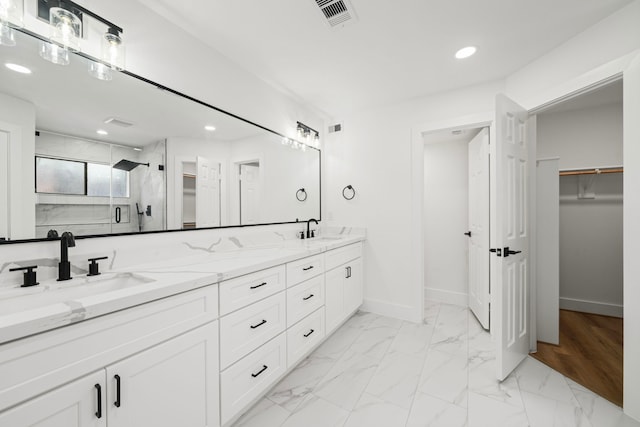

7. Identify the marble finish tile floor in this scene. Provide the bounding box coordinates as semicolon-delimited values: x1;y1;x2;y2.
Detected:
233;302;639;427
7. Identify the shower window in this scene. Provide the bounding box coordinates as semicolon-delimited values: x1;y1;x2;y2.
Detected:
36;156;130;197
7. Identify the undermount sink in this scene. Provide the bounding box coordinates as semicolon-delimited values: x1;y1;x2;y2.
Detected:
0;272;155;316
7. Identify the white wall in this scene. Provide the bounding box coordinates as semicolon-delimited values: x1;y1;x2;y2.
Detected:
324;81;503;321
537;103;623;170
423;139;469;305
537;102;623;317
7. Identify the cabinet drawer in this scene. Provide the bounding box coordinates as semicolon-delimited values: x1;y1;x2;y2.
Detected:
220;292;286;369
219;265;286;315
286;254;324;286
325;242;362;271
287;308;325;368
220;333;287;426
286;275;324;327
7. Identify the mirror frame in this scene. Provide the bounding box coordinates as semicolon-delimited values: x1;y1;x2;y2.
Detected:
0;28;321;245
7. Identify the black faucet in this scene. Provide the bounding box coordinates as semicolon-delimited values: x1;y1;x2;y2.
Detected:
58;231;76;281
306;218;319;239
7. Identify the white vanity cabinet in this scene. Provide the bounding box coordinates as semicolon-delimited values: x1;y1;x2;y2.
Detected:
325;243;363;333
0;370;106;427
0;286;220;427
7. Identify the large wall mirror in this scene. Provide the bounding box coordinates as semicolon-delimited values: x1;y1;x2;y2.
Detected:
0;29;320;242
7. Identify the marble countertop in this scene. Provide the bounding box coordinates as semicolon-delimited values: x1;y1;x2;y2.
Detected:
0;234;364;345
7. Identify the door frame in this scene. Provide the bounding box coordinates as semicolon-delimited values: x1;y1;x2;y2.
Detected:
411;113;494;324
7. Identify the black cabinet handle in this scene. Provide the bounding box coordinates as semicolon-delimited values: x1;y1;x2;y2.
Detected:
303;329;315;338
345;266;352;279
251;365;268;378
114;374;121;408
250;282;267;289
303;294;314;301
302;265;314;271
115;207;121;224
95;384;102;419
250;319;267;329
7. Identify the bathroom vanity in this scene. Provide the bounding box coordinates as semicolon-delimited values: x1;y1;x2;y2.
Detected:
0;233;364;427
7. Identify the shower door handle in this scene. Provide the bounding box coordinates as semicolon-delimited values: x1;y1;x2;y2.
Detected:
115;207;121;223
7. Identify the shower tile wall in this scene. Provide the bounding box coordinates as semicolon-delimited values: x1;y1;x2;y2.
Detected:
34;132;165;237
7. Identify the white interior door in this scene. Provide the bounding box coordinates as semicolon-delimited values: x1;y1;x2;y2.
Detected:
0;131;9;241
240;163;260;225
494;94;531;381
196;156;221;228
468;128;490;329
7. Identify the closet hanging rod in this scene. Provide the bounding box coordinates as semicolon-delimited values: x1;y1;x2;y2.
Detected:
559;167;623;176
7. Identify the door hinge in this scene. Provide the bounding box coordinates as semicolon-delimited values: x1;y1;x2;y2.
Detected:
489;248;502;257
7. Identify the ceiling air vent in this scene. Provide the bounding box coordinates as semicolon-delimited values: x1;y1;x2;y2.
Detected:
104;117;134;128
314;0;357;28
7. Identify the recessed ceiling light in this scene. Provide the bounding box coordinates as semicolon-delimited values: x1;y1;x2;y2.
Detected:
5;63;32;74
204;125;216;131
133;147;142;152
96;129;108;135
455;46;477;59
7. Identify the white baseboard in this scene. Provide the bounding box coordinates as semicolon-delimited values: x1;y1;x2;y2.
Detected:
361;298;420;323
560;297;623;318
425;287;468;307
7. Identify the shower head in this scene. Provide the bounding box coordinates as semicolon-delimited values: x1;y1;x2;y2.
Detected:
112;159;150;171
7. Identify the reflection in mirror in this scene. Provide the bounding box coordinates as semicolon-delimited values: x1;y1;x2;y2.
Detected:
0;29;320;242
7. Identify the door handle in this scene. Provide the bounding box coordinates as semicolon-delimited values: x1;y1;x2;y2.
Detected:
464;231;472;237
114;374;121;408
490;248;502;257
115;207;121;224
95;384;102;419
503;247;522;257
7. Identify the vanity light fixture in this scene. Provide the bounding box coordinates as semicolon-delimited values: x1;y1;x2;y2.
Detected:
455;46;477;59
204;125;216;131
5;62;31;74
49;4;82;51
88;61;112;81
0;0;23;47
37;0;126;72
102;27;124;70
296;121;320;147
39;40;69;65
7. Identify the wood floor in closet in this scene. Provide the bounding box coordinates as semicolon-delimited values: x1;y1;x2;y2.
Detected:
531;309;623;407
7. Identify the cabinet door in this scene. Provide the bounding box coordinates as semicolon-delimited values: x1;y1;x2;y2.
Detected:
0;371;106;427
344;258;363;315
325;266;346;333
107;321;219;427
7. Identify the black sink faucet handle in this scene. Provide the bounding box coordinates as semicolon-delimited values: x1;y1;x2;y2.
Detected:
9;265;39;287
87;256;109;276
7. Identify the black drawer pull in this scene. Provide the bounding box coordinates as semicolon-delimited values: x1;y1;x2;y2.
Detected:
302;265;314;271
251;365;268;378
304;329;315;338
250;282;267;289
250;319;267;329
114;374;121;408
303;294;314;301
95;384;102;419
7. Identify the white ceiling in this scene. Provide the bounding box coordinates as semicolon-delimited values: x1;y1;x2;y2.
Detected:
138;0;633;117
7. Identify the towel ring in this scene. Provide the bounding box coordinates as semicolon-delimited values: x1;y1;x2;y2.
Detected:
296;188;307;202
342;185;355;200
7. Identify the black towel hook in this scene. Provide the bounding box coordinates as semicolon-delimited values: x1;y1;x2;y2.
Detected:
342;185;356;200
296;188;307;201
